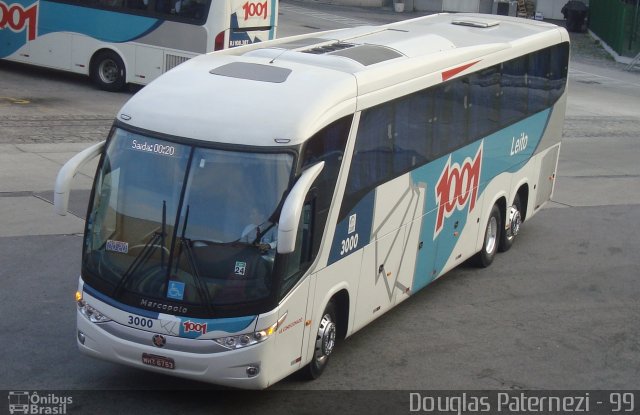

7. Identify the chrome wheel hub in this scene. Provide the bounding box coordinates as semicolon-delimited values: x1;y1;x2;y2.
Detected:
506;205;522;240
98;59;119;84
315;313;336;363
485;215;498;254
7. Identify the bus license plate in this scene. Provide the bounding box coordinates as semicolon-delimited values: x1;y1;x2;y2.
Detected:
142;353;175;370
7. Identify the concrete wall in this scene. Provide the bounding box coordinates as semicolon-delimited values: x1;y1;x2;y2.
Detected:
412;0;493;12
535;0;564;20
310;0;384;7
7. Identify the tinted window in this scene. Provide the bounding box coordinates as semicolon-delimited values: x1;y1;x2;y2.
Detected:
501;56;528;124
468;65;501;140
432;80;468;156
54;0;212;25
340;43;569;219
549;43;569;103
528;48;550;113
346;105;394;196
280;116;352;295
393;91;434;175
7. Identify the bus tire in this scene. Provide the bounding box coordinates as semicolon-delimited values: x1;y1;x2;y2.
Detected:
473;204;501;268
304;301;337;380
91;50;126;92
499;194;522;253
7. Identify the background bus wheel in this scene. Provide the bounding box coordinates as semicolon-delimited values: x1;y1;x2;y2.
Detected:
91;51;126;92
499;194;522;252
304;301;337;380
473;204;501;268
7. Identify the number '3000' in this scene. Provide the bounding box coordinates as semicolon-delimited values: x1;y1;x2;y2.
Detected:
340;234;359;256
128;315;153;328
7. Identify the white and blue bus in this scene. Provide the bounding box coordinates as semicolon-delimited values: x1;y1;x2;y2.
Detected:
0;0;278;90
55;14;569;388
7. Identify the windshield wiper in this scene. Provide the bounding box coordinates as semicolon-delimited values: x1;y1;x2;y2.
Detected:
248;188;289;248
172;205;213;311
113;200;168;297
251;221;276;246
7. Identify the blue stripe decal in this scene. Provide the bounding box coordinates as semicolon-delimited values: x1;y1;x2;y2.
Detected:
83;284;159;319
176;315;257;339
328;191;374;266
39;1;162;43
83;284;257;336
0;0;163;58
269;0;276;40
410;109;552;291
0;0;38;58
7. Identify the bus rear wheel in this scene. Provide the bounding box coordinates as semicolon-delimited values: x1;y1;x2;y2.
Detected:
304;301;337;380
499;194;522;252
91;50;126;92
473;204;501;268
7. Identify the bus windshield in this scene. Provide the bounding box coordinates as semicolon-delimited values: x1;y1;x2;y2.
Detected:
83;128;293;313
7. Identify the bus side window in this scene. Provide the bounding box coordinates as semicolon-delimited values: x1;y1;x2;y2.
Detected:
432;79;468;157
278;202;313;297
346;105;393;195
125;0;150;10
468;65;500;141
96;0;124;8
549;43;569;103
500;56;528;125
155;0;173;14
528;48;550;113
300;116;352;259
393;91;433;175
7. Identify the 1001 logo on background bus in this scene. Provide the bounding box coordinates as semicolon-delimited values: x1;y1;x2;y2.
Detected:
241;1;268;20
0;1;38;42
434;143;483;238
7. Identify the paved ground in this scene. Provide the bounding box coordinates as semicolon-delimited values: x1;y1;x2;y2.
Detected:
0;3;639;413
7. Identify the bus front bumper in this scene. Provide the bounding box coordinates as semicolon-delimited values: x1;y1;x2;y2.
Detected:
76;310;270;389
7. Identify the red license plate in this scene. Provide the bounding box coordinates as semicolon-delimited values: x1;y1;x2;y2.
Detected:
142;353;175;370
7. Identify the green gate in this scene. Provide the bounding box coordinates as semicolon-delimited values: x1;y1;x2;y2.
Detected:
589;0;640;58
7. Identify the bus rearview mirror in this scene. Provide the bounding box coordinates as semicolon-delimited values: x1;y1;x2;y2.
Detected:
277;161;324;254
54;141;105;216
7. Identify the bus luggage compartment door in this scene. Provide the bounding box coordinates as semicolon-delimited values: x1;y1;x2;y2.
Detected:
535;145;560;209
354;228;407;329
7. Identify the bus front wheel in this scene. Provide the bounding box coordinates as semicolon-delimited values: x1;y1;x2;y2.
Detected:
91;51;126;92
473;204;501;268
304;301;337;380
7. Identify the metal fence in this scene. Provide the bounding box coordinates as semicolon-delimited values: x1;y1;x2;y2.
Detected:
589;0;640;57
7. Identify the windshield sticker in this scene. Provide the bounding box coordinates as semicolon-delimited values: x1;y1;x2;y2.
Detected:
167;281;185;301
348;213;357;234
234;261;247;276
106;240;129;254
129;139;178;157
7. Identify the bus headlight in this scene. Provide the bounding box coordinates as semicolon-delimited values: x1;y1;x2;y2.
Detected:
213;313;287;350
76;292;112;323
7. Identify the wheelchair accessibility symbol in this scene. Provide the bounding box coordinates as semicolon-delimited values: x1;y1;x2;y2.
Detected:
167;280;185;300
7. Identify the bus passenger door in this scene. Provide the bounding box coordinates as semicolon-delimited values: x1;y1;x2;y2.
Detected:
272;276;311;382
394;219;423;305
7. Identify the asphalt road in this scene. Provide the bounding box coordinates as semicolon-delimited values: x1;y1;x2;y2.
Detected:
0;2;639;413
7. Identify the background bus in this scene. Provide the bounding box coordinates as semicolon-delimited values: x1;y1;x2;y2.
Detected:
55;14;569;388
0;0;278;90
